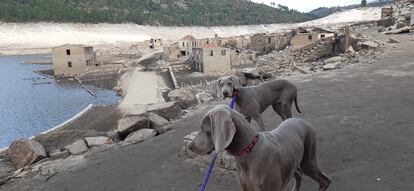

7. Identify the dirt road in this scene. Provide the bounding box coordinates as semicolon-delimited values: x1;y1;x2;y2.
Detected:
2;31;414;191
118;50;167;113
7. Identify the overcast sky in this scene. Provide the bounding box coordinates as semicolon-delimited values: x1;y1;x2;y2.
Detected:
251;0;365;12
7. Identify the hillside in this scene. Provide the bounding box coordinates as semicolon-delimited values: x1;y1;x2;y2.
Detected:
309;0;393;18
0;7;381;55
0;0;317;26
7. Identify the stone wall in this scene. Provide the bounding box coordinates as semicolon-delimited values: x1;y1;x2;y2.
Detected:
250;32;293;52
290;38;335;62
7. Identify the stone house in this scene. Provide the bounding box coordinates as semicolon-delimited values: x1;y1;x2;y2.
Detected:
52;44;98;76
149;38;163;49
163;42;181;61
219;36;250;49
291;27;335;49
178;35;198;56
250;32;293;51
192;44;232;74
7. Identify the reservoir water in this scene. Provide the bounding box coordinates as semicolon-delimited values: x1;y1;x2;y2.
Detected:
0;55;119;148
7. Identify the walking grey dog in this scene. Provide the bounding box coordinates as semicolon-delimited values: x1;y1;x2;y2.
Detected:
214;76;301;131
188;105;331;191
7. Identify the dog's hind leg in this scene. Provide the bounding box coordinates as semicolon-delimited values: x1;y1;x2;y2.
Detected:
272;103;287;121
301;138;331;191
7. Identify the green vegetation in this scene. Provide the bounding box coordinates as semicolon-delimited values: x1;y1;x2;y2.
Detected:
0;0;317;26
361;0;368;7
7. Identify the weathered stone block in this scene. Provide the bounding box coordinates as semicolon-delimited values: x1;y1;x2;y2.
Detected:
6;139;47;169
124;129;157;144
117;116;150;136
323;62;341;71
85;136;111;147
148;113;169;129
65;140;88;155
147;101;182;120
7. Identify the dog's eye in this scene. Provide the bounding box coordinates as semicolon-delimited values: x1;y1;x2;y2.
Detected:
219;83;224;87
227;82;232;86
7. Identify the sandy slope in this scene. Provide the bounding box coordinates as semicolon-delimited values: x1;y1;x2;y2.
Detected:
0;7;380;54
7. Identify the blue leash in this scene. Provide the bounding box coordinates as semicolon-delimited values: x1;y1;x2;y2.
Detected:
198;96;236;191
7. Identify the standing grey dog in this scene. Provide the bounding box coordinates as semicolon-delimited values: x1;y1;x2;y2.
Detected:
214;76;301;131
188;105;330;191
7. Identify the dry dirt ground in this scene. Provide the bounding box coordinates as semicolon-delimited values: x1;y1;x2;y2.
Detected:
2;30;414;191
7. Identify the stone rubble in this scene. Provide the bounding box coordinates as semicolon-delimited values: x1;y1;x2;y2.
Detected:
167;88;197;109
195;92;214;104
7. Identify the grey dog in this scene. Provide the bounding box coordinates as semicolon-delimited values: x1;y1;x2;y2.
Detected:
214;76;301;131
188;105;331;191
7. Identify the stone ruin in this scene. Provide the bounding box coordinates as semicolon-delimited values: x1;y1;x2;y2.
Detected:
378;0;413;29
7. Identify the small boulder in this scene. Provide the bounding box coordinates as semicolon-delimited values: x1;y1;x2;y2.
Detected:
106;131;121;142
65;140;88;155
396;22;406;29
167;89;197;109
49;149;69;160
324;56;345;64
148;113;169;129
360;41;379;49
147;101;182;120
117;116;150;136
6;139;47;169
85;136;111;147
195;92;214;104
124;129;157;144
323;62;340;71
388;37;400;43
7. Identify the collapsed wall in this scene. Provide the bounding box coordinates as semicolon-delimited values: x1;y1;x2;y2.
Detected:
290;38;336;62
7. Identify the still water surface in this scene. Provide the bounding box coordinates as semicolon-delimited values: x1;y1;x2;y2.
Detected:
0;55;119;148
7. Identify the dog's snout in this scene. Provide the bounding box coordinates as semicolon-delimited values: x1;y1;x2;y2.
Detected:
223;91;230;97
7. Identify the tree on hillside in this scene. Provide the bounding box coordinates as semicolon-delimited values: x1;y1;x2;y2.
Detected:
361;0;367;7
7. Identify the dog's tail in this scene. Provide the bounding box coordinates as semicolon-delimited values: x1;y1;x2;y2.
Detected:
294;95;302;113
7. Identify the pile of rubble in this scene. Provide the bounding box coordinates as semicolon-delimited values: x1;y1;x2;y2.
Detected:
378;0;413;34
0;100;185;186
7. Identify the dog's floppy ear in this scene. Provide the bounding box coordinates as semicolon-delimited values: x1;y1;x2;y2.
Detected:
210;110;236;153
213;79;223;99
230;76;241;90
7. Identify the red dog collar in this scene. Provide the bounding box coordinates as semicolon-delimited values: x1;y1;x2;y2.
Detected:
235;135;259;156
